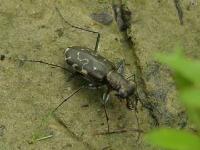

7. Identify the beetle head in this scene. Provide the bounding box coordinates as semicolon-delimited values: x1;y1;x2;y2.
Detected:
116;80;135;99
107;71;135;99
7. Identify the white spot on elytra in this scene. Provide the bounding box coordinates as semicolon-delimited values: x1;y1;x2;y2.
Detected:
72;64;78;68
65;48;70;54
93;67;97;70
77;52;89;72
65;56;71;61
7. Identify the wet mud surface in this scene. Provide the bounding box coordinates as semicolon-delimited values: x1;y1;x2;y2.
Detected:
0;0;199;149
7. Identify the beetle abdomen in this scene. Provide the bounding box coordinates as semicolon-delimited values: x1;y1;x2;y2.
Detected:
65;46;115;82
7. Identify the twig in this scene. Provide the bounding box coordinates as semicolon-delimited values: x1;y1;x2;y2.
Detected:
95;128;145;136
36;135;53;141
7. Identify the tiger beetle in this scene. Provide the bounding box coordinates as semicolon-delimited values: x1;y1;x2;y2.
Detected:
14;7;140;133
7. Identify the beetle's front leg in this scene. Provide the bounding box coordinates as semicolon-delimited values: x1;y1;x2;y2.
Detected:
126;99;136;111
115;58;125;76
115;59;135;80
126;94;139;112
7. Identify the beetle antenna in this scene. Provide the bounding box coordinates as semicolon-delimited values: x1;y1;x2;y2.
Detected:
5;55;72;73
55;6;100;52
52;86;83;113
19;58;72;72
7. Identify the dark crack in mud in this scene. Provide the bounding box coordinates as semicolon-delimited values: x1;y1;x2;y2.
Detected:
112;0;160;126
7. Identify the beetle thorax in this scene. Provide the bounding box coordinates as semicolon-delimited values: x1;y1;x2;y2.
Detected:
106;71;135;98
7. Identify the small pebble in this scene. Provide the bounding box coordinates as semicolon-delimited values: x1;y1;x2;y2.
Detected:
187;0;198;10
81;104;89;107
0;55;5;61
190;0;197;6
55;28;64;37
90;12;113;25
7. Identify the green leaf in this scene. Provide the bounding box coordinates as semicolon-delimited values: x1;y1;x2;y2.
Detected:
187;109;200;127
155;48;200;85
174;73;193;89
146;128;200;150
180;88;200;108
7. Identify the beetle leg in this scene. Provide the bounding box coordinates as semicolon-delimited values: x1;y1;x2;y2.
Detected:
126;99;134;110
102;88;111;104
103;103;110;133
52;86;84;113
126;73;139;111
55;6;101;53
101;88;112;133
126;74;135;80
115;59;125;76
126;98;138;112
115;59;136;79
